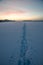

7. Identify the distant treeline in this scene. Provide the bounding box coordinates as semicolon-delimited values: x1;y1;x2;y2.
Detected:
0;20;43;22
0;19;16;22
23;20;43;22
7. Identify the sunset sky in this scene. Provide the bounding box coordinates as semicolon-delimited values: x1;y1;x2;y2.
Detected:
0;0;43;20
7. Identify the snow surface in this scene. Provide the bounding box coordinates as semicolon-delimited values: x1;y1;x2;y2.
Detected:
0;22;43;65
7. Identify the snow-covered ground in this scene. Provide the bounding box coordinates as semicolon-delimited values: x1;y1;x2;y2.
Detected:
0;22;43;65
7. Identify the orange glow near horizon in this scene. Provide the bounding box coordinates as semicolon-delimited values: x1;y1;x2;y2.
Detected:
0;12;43;20
0;9;43;20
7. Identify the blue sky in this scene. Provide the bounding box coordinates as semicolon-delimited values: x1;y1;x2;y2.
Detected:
0;0;43;20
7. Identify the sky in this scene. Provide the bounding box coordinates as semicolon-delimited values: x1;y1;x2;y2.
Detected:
0;0;43;20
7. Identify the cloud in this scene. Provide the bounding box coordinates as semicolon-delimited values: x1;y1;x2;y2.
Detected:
0;10;27;16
